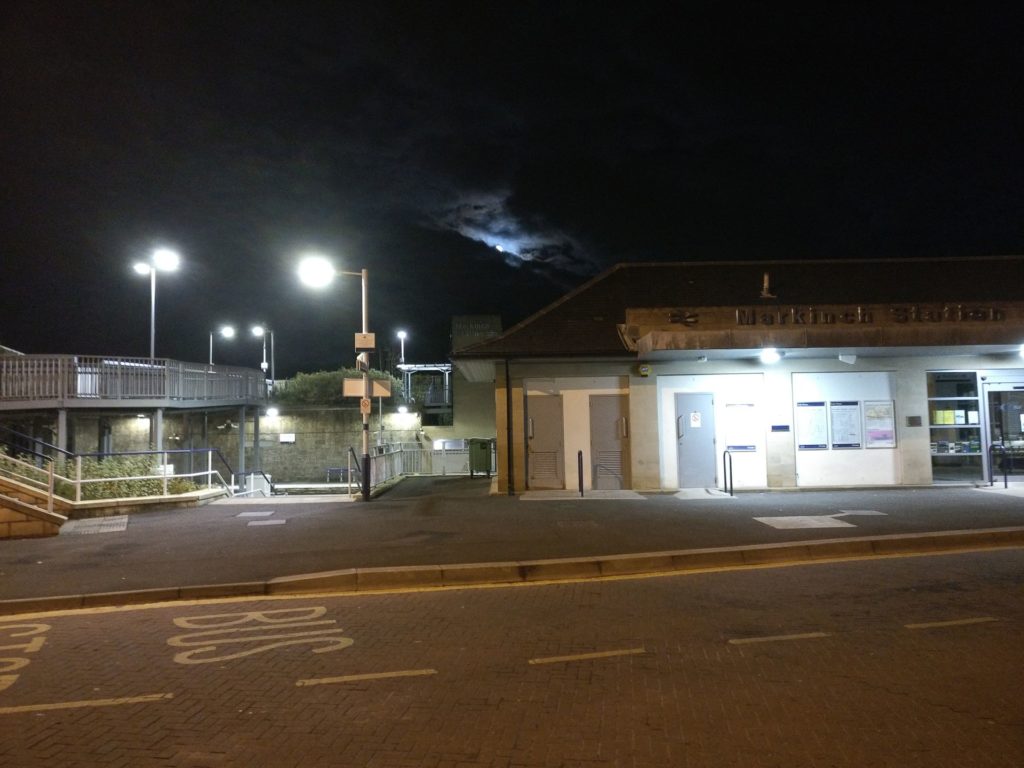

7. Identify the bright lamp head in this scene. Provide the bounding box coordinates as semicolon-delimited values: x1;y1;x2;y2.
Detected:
297;255;335;288
152;248;181;271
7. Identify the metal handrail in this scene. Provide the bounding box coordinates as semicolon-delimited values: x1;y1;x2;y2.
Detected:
0;355;267;404
989;444;1009;489
0;450;56;516
722;450;734;497
347;447;363;478
0;424;75;459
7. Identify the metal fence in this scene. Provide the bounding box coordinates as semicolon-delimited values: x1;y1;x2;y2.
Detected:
0;355;267;403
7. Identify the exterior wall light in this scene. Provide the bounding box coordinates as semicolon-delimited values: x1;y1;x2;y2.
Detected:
759;348;782;364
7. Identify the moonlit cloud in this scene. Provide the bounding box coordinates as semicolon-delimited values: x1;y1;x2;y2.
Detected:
433;191;595;275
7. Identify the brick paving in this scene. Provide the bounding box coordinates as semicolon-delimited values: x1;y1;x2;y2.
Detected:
0;549;1021;767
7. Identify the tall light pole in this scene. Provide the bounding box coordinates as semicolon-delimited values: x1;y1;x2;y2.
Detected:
396;329;411;401
251;324;276;387
209;325;236;365
133;247;180;359
298;255;372;501
397;330;407;364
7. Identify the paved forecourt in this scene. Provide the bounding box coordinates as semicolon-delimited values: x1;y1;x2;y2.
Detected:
1;478;1024;616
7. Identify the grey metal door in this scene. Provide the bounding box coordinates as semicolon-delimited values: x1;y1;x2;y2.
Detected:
590;394;630;490
675;393;716;488
527;394;564;489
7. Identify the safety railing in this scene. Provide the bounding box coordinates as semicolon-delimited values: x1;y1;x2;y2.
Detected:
0;451;56;517
0;424;75;463
1;443;240;504
988;444;1009;489
0;355;267;404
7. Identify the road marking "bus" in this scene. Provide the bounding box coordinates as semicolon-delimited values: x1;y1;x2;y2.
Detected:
168;607;353;664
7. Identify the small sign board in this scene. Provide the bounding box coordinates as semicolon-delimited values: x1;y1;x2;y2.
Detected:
360;397;372;415
343;378;392;397
354;332;376;350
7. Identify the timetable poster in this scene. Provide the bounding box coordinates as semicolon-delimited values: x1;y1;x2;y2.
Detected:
864;400;896;448
796;401;827;450
830;401;862;449
724;403;757;451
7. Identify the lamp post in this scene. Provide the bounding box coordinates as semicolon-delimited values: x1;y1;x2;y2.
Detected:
298;255;372;501
396;329;412;401
396;330;407;365
251;324;276;387
133;247;181;359
209;325;236;365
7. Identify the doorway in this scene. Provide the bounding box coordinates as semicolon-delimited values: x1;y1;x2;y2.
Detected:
675;392;716;488
526;394;564;489
985;383;1024;481
589;394;630;490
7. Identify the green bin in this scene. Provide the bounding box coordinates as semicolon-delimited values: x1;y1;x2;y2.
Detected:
468;438;493;477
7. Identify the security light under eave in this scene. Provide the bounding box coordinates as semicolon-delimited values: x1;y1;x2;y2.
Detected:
759;348;782;364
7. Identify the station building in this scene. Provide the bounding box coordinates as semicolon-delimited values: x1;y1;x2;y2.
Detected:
452;257;1024;493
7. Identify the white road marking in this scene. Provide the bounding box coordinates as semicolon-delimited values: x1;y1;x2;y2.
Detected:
905;617;999;630
754;516;855;529
0;693;174;715
296;669;437;686
237;511;275;517
528;647;646;665
60;516;129;534
755;510;887;529
247;519;286;526
728;631;830;645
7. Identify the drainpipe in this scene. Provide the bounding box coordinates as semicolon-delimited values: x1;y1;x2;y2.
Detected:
505;359;515;496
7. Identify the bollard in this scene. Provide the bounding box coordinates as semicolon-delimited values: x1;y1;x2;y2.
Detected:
578;450;584;497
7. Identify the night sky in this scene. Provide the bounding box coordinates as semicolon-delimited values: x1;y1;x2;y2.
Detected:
2;3;1022;376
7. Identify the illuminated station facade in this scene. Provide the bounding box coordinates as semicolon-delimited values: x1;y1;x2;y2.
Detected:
453;256;1024;493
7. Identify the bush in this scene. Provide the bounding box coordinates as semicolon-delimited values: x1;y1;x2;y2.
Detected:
73;456;199;500
2;447;199;500
274;368;401;406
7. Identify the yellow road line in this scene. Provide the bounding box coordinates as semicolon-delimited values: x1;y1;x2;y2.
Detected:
905;616;999;630
296;668;437;686
528;647;646;665
728;631;829;645
0;693;174;715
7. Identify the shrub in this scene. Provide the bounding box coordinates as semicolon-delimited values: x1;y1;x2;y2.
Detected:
273;368;400;406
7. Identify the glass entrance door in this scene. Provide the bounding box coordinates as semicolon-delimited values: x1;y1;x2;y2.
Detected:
986;387;1024;482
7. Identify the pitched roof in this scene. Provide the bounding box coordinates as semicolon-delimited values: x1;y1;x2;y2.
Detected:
454;256;1024;359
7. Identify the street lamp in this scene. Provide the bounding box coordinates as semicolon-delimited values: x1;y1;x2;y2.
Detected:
396;330;407;364
133;247;181;359
251;324;276;385
209;325;236;365
298;254;372;501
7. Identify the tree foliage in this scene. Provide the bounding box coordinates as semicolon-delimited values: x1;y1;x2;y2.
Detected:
273;368;401;406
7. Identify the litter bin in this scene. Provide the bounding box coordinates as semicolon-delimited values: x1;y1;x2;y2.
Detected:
468;438;493;478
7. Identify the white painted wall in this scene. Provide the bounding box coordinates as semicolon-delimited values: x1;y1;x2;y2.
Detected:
525;376;628;490
657;374;768;490
792;371;900;486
